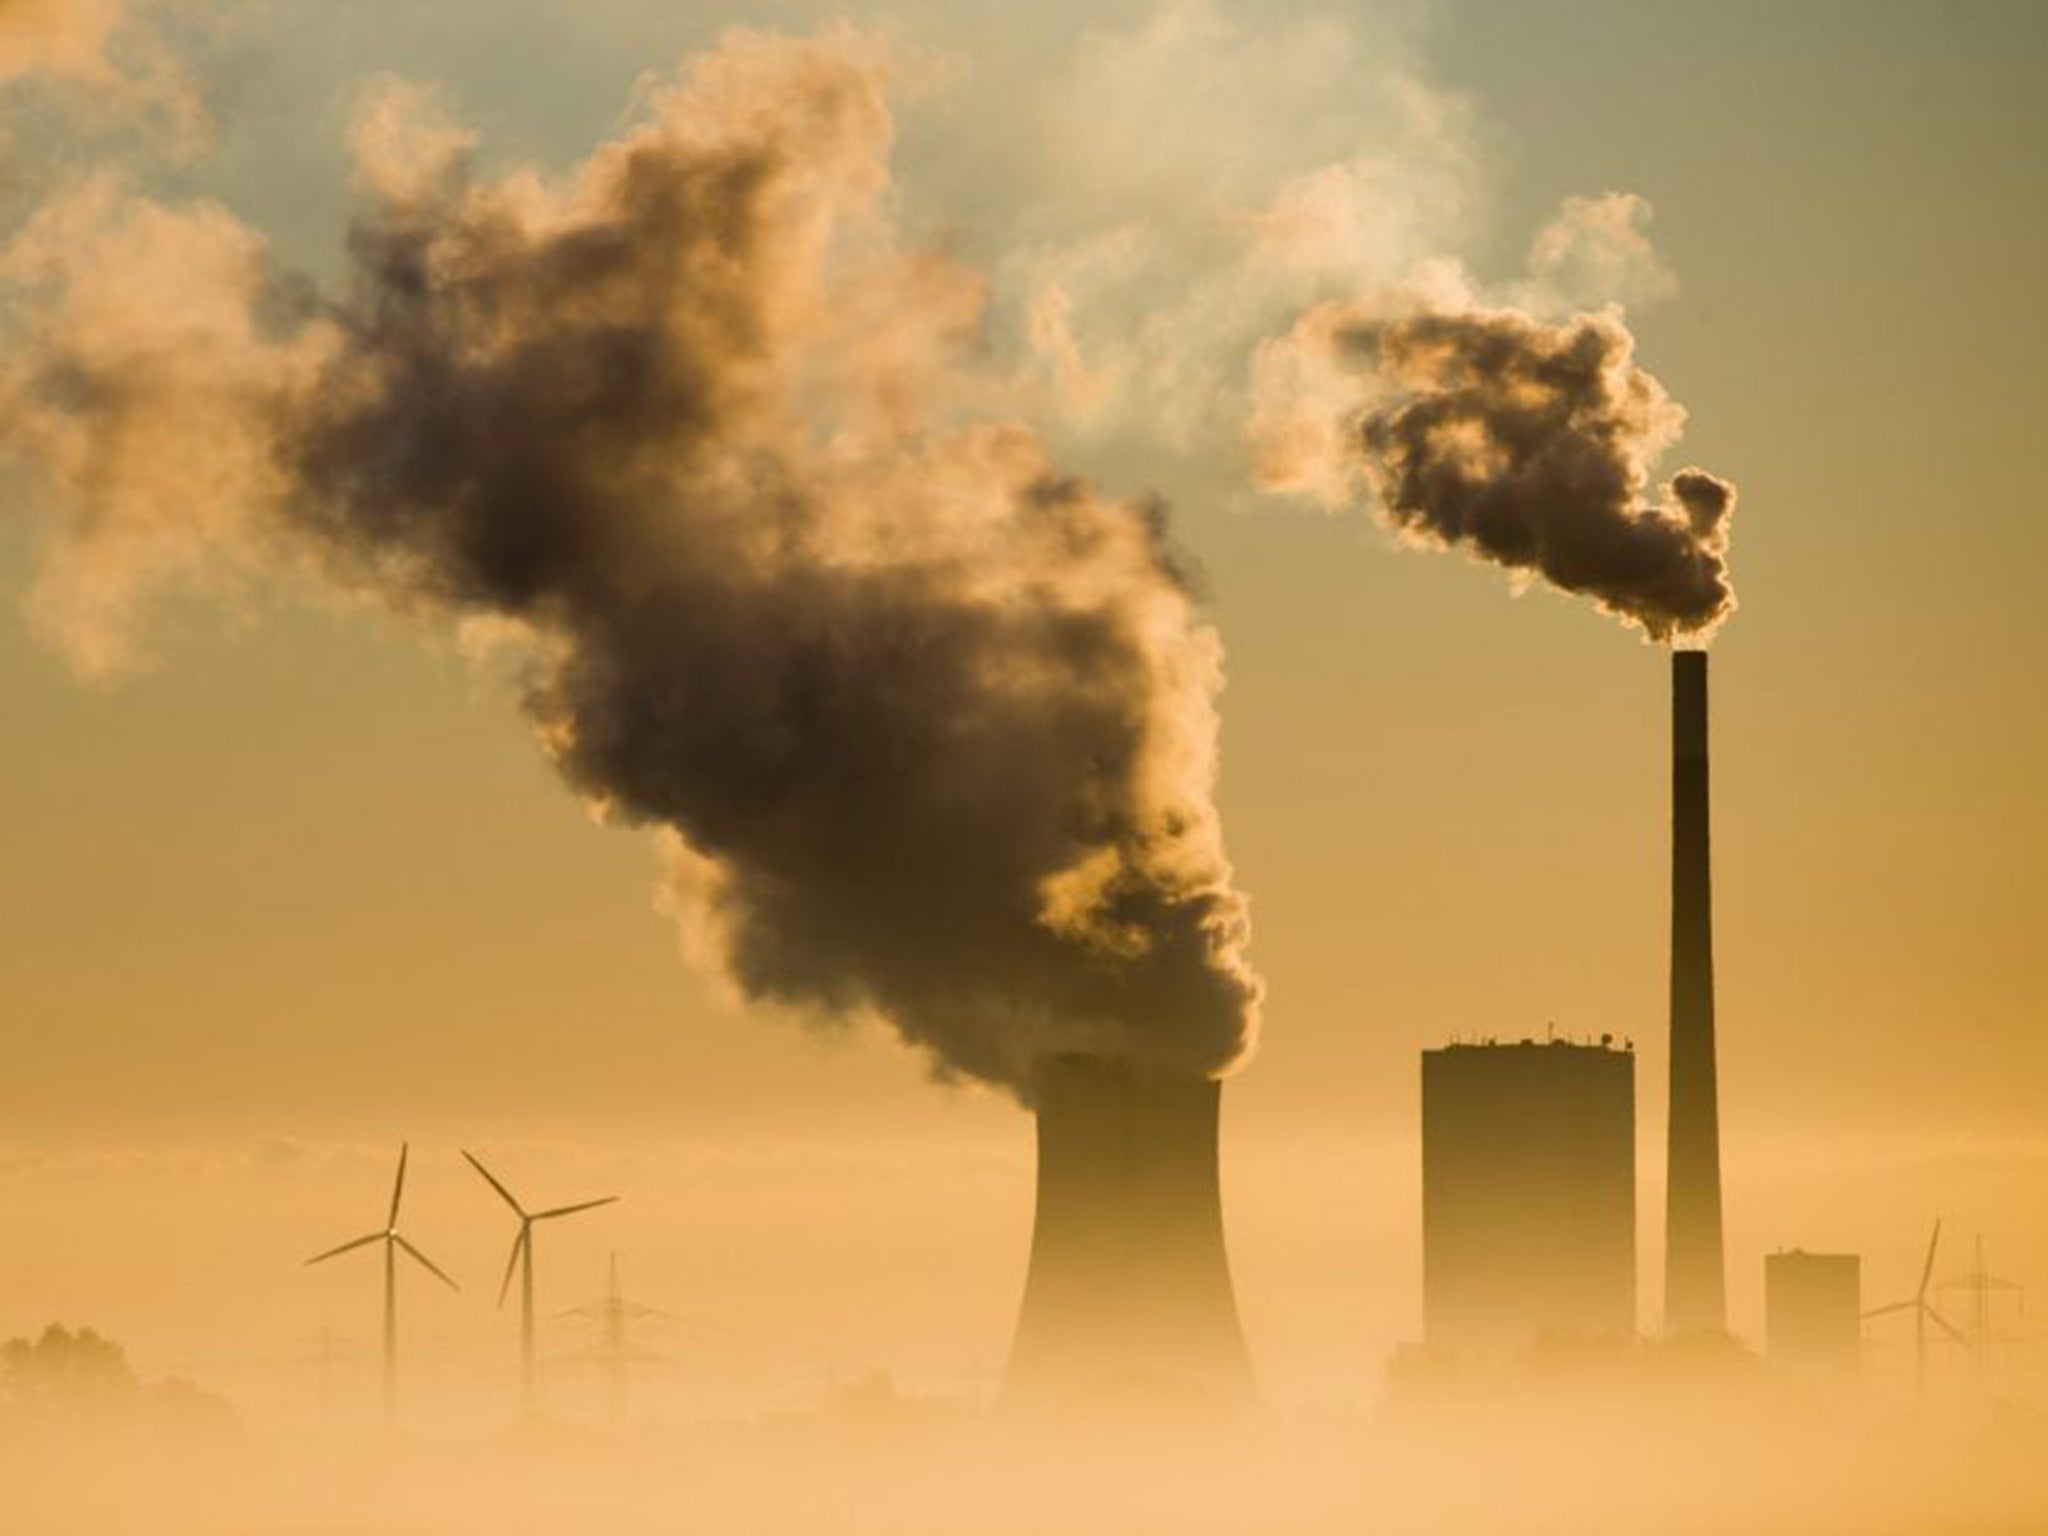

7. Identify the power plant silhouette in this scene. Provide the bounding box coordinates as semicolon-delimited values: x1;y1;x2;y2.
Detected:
1665;649;1728;1337
282;657;2018;1421
1006;1055;1252;1406
998;652;1736;1397
1766;1249;1861;1376
1421;1037;1636;1359
1412;651;1735;1363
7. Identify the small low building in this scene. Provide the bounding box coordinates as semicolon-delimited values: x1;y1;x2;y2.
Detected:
1765;1249;1860;1375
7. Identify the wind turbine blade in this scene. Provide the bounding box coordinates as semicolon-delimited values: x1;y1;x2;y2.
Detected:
396;1234;460;1291
533;1196;620;1222
1925;1306;1971;1347
387;1143;410;1230
1917;1219;1943;1300
1862;1299;1918;1320
305;1231;384;1266
497;1226;529;1310
462;1150;527;1218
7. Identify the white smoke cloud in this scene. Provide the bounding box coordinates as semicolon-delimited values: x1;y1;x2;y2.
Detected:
1002;0;1480;449
0;170;333;672
1516;191;1680;313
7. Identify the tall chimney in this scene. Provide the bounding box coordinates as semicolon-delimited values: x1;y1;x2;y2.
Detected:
1006;1055;1253;1407
1664;649;1726;1334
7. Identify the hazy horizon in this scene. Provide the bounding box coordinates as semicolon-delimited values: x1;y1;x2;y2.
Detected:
1;2;2044;1530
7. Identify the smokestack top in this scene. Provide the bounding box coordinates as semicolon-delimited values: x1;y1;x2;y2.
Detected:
1673;649;1708;761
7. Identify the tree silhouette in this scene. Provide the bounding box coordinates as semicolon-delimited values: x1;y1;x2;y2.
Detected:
0;1325;139;1414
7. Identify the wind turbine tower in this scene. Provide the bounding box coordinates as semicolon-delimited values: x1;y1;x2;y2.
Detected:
463;1150;618;1415
304;1143;460;1426
1863;1219;1968;1404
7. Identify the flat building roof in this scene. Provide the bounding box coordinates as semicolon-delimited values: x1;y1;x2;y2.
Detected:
1426;1036;1634;1057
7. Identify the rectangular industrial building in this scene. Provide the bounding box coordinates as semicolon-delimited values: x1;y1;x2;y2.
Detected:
1765;1250;1860;1375
1422;1038;1636;1360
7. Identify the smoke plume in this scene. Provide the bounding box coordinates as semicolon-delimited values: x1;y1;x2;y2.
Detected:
1252;294;1737;642
1006;1;1478;450
0;30;1261;1094
0;0;205;150
0;0;132;89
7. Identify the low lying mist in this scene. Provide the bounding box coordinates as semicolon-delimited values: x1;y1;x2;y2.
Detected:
4;1350;2044;1536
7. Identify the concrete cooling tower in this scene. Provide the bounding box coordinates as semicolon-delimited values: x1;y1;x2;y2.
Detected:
1005;1055;1253;1409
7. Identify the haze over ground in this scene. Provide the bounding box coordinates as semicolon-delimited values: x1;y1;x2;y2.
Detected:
0;4;2043;1524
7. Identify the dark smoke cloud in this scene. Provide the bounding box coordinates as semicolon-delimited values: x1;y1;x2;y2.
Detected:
0;32;1260;1094
1255;302;1737;641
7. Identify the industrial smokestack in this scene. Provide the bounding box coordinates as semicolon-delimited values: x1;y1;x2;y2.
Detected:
1664;649;1726;1334
1007;1056;1253;1408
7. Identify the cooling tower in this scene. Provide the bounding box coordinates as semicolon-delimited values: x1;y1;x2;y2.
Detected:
1665;649;1727;1334
1005;1055;1253;1408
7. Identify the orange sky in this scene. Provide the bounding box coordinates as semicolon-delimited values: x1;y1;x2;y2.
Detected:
0;0;2043;1419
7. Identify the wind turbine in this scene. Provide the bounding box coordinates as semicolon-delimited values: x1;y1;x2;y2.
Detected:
462;1150;618;1413
1863;1218;1968;1403
304;1143;459;1426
